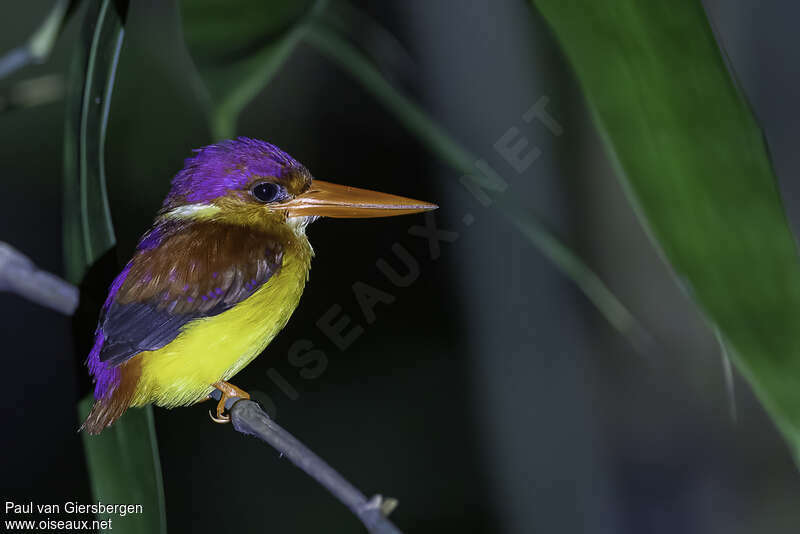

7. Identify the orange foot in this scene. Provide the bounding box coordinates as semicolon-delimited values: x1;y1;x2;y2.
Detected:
208;381;250;424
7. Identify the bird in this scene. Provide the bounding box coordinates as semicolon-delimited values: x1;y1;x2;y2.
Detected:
82;137;436;434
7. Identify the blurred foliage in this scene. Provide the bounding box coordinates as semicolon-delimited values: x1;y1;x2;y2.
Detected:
180;0;311;60
63;1;167;532
531;0;800;461
0;0;78;79
63;0;118;282
6;0;796;530
78;397;166;533
179;0;323;139
304;23;647;346
173;0;641;343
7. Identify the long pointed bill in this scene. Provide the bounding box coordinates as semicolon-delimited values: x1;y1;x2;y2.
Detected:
278;179;438;218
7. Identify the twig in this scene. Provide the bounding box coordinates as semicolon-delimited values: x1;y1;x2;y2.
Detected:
211;391;403;534
3;237;402;530
0;241;79;315
0;0;75;79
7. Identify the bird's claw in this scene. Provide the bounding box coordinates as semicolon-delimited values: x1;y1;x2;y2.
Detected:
207;381;250;425
208;409;230;424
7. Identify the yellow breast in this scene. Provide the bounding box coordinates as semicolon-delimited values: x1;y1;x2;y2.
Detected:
131;238;312;408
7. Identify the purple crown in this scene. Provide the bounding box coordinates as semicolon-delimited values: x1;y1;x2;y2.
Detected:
164;137;305;206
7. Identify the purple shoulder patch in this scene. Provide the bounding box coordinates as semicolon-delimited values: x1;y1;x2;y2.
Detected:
87;263;132;399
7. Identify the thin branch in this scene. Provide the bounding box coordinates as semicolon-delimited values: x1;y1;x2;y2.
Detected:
1;239;402;530
211;392;402;534
0;241;79;315
0;0;75;79
0;48;32;79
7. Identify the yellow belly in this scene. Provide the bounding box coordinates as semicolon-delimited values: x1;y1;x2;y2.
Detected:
130;246;311;408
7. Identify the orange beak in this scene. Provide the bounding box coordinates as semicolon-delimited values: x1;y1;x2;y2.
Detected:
277;179;438;218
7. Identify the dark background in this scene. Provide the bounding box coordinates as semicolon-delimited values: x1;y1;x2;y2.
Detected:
3;1;800;532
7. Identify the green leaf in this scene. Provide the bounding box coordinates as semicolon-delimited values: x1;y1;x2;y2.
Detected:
78;397;167;533
529;0;800;460
180;0;648;349
63;1;167;532
180;2;642;343
303;23;648;348
63;0;121;282
178;0;327;139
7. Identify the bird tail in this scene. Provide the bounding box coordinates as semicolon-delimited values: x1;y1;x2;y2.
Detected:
81;358;142;435
82;397;131;435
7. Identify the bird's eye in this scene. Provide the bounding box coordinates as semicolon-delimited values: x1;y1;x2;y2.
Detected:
251;182;283;203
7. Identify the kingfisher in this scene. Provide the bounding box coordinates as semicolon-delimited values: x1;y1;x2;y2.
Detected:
82;137;436;434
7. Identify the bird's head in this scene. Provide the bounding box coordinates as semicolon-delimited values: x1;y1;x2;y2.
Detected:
160;137;436;233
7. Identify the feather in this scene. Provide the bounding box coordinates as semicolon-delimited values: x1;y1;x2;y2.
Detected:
83;219;286;433
99;220;284;365
83;138;316;433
